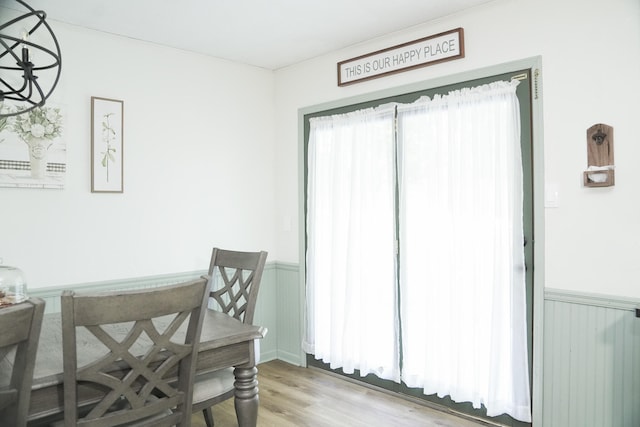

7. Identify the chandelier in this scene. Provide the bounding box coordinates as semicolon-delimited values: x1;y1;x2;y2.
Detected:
0;0;62;118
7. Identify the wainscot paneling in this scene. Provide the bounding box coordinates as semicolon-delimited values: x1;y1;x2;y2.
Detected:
274;262;303;365
29;266;281;363
31;264;640;426
30;271;205;314
543;289;640;427
253;263;278;361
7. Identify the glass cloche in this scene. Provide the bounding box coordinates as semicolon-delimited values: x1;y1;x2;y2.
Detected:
0;264;28;307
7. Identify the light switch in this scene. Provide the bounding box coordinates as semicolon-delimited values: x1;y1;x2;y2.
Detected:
545;183;559;208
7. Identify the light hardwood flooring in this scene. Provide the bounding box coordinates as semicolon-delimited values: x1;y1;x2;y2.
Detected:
191;359;489;427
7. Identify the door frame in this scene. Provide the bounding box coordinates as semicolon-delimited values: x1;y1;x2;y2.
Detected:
297;56;545;425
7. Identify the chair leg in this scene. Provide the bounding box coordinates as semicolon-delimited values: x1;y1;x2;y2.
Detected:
203;407;215;427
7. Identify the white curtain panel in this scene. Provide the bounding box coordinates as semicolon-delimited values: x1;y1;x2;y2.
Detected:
397;80;531;422
304;105;400;382
304;80;530;422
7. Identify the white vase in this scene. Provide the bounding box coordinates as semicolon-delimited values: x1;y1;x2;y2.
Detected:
26;137;50;179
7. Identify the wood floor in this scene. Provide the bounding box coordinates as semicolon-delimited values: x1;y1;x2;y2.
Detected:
191;359;489;427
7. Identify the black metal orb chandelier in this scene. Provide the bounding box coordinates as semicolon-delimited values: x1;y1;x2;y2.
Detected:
0;0;62;118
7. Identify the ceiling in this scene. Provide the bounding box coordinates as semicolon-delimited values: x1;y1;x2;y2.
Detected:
1;0;493;70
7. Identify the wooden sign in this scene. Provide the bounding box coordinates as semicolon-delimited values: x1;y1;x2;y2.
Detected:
338;28;464;86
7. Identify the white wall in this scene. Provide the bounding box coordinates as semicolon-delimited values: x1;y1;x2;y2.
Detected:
0;14;278;288
274;0;640;298
3;0;639;298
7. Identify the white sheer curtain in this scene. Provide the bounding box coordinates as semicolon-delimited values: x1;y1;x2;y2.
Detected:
397;81;531;422
303;104;400;382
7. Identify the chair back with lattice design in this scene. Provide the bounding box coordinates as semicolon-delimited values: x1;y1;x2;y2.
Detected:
60;277;210;427
207;248;267;325
0;298;45;427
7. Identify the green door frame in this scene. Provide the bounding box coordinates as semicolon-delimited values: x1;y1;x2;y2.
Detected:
297;56;545;425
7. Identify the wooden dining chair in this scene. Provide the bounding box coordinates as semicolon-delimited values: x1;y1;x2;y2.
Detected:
59;277;210;427
0;297;45;427
193;248;268;427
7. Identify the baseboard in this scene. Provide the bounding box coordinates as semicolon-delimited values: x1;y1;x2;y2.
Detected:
275;350;303;367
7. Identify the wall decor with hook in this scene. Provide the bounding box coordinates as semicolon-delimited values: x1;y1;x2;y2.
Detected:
583;123;614;187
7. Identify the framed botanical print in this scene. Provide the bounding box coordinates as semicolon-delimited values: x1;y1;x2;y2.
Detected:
91;96;124;193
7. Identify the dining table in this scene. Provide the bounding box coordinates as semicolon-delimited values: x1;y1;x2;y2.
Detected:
0;307;266;427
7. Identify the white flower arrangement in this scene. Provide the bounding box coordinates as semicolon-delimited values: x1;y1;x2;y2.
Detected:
12;106;63;142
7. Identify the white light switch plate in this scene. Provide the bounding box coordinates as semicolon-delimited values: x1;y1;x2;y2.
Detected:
545;183;559;208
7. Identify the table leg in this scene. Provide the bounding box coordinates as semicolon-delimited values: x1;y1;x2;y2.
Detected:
233;365;259;427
